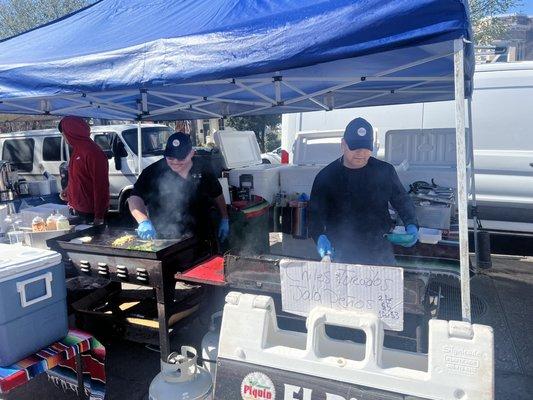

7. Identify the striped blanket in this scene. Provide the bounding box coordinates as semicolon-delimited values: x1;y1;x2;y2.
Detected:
232;198;271;219
0;329;105;400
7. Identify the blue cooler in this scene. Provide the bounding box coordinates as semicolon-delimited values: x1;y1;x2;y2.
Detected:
0;244;68;366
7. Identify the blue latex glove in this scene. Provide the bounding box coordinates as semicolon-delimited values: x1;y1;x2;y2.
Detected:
218;218;230;242
137;220;156;240
403;224;419;247
316;234;334;259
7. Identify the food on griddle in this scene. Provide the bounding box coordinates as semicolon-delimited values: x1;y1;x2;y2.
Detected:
126;242;155;252
112;234;137;247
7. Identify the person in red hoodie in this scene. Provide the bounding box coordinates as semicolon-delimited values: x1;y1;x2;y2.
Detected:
58;116;109;224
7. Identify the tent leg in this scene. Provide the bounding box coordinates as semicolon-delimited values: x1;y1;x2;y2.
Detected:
467;99;480;268
454;38;471;323
137;121;143;176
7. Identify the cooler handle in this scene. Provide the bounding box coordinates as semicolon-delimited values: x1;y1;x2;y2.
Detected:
306;307;384;366
16;272;53;308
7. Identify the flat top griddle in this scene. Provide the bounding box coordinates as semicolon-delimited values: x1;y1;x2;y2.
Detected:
49;225;197;260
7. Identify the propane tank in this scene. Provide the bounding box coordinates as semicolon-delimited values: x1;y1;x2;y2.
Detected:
149;346;212;400
201;312;222;384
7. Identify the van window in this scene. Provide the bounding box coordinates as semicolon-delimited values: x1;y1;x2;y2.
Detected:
2;138;34;172
122;127;173;156
62;142;73;160
94;134;112;152
42;137;62;161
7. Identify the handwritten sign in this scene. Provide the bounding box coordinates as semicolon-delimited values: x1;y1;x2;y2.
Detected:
279;260;404;331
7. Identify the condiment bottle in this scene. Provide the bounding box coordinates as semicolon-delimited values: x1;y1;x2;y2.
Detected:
32;216;46;232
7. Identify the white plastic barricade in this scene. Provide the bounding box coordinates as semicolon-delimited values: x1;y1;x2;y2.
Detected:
215;292;494;400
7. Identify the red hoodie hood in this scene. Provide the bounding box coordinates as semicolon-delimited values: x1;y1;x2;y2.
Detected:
60;116;91;146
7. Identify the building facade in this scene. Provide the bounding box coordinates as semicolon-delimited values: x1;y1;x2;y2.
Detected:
480;14;533;62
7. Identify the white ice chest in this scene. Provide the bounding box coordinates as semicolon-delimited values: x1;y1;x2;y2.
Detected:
0;244;68;366
214;130;287;203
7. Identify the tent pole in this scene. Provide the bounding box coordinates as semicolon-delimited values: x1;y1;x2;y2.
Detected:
137;120;142;176
454;38;471;322
467;99;480;267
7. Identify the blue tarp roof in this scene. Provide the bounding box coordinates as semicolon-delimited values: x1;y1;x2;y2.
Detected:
0;0;473;120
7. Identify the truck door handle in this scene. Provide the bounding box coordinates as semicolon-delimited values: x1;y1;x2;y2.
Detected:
530;163;533;167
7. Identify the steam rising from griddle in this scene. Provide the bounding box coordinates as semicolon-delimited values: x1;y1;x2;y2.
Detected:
148;171;201;239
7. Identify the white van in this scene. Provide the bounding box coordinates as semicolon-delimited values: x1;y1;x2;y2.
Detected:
0;123;173;213
281;61;533;233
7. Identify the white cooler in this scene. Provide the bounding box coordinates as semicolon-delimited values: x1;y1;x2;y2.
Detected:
0;244;68;366
215;130;287;202
228;165;286;203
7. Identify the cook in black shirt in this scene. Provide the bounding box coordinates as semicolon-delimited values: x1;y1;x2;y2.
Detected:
309;118;418;266
128;132;229;242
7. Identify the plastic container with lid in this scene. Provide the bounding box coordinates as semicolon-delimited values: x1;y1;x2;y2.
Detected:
55;214;69;231
418;227;442;244
4;214;22;235
46;212;58;231
32;216;46;232
3;215;14;234
7;231;25;245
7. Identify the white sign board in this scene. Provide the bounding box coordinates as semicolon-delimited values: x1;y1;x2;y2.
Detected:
280;260;404;331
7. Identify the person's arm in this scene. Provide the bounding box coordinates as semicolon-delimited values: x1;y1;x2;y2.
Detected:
129;165;153;223
128;195;150;223
91;154;109;224
308;171;328;242
203;170;229;242
214;194;228;219
309;170;335;258
128;194;157;239
202;168;225;216
59;161;69;202
389;167;418;226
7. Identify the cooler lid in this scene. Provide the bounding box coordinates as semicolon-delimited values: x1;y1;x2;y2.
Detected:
384;129;457;167
229;164;285;173
0;244;61;280
292;130;343;166
213;130;262;169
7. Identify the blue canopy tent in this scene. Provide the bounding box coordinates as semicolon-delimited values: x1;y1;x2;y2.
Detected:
0;0;475;320
0;0;473;119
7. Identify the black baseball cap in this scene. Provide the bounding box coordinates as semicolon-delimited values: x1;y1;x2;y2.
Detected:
343;117;373;151
164;132;193;160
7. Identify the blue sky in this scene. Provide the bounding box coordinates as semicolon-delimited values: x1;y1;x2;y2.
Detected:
511;0;533;15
